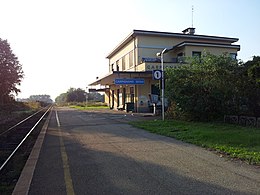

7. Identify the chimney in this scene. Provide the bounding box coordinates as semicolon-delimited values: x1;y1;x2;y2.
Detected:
182;27;195;35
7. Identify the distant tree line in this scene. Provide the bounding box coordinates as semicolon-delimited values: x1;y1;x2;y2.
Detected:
0;38;23;105
28;95;53;104
166;53;260;121
55;88;104;104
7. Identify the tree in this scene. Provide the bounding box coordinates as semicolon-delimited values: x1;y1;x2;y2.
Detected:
29;94;53;104
87;92;104;102
166;53;240;121
237;56;260;116
55;93;68;104
55;88;105;105
66;88;86;102
0;38;23;104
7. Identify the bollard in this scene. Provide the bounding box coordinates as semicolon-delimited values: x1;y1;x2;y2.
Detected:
153;103;156;116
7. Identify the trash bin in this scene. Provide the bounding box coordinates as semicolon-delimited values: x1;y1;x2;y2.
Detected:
125;102;134;112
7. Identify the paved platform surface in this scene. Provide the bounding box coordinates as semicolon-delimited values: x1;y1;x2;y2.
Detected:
14;107;260;195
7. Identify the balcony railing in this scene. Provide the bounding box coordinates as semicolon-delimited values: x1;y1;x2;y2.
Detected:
141;57;186;64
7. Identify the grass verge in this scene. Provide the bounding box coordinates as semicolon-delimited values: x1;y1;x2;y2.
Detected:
70;105;109;110
130;120;260;165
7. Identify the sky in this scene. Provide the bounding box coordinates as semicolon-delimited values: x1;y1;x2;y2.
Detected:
0;0;259;100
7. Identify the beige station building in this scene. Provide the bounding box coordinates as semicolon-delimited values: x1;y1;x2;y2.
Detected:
89;28;240;113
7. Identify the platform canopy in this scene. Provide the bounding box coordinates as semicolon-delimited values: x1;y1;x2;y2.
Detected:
88;71;152;86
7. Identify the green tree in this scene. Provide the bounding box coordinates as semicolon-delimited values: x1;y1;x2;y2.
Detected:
29;94;53;103
166;53;240;121
66;88;86;102
55;89;105;104
0;39;23;104
87;92;104;102
55;93;68;104
237;56;260;116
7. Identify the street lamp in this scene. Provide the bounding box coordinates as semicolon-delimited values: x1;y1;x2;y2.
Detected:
156;48;168;121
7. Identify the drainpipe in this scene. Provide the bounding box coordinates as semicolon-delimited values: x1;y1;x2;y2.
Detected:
133;36;137;71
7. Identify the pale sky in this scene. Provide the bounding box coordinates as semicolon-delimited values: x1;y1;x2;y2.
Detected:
1;0;259;100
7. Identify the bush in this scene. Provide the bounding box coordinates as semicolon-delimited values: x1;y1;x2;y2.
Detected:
166;53;243;121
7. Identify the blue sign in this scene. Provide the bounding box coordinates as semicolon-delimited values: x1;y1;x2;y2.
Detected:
153;70;162;80
115;78;145;85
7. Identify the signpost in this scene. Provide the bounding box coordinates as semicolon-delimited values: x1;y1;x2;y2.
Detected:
157;48;168;121
153;70;162;80
114;78;145;85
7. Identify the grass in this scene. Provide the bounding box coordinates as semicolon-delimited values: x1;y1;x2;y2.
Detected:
70;105;109;110
67;102;109;110
0;102;38;131
130;120;260;165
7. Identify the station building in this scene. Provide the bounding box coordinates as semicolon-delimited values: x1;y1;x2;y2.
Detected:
89;28;240;113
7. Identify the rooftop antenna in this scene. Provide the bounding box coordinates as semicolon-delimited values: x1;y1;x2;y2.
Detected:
182;5;195;35
192;5;194;28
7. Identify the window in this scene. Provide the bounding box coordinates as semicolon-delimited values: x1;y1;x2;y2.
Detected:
122;56;126;70
122;88;126;108
111;90;114;108
177;52;184;63
230;53;237;60
117;89;120;106
149;84;160;104
130;87;134;103
151;84;160;96
116;60;119;71
129;50;133;68
110;63;114;72
192;51;201;58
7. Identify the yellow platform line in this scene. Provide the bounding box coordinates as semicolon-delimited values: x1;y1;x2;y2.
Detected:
56;110;75;195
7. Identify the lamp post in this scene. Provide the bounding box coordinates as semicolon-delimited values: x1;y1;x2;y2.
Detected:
85;87;88;106
156;48;168;121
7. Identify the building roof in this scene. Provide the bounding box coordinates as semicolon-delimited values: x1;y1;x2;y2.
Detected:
106;29;239;59
171;41;240;51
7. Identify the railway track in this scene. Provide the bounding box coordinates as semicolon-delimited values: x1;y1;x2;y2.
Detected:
0;105;52;194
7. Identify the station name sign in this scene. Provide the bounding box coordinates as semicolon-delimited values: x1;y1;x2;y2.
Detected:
146;64;176;71
115;78;145;85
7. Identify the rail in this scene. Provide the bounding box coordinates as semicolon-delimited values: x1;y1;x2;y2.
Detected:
0;105;53;172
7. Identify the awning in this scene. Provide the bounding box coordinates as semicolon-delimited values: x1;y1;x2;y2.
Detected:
88;71;152;86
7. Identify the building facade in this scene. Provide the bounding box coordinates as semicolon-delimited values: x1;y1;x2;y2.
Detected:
89;28;240;112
